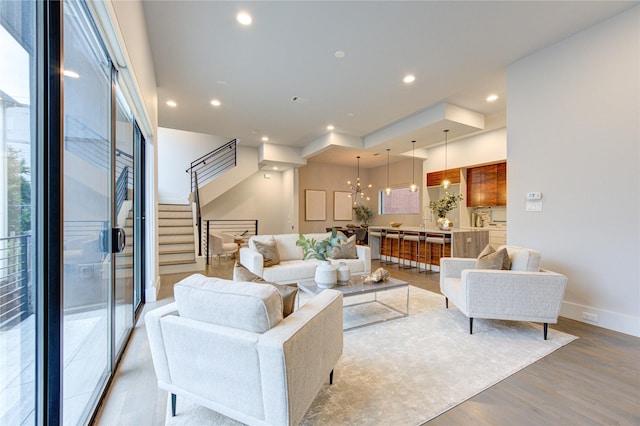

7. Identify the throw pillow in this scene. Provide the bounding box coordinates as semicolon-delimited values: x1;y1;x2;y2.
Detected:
475;244;511;270
253;237;280;267
329;235;358;259
233;262;298;317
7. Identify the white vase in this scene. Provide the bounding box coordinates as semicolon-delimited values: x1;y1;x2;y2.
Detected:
337;261;351;284
315;260;337;288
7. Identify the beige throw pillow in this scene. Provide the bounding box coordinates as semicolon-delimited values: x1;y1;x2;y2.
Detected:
475;244;511;270
253;237;280;267
233;262;298;317
330;235;358;259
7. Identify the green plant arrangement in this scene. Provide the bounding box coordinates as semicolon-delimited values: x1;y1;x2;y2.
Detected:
296;227;345;261
429;192;463;218
352;204;375;225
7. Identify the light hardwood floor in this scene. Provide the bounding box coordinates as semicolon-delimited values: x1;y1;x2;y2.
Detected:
94;259;640;425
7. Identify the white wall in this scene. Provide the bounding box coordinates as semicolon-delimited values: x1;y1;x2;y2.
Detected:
157;127;230;204
425;128;506;172
202;171;290;235
424;128;507;227
507;6;639;336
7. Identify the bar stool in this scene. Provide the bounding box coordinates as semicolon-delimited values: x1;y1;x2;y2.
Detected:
424;233;451;272
384;229;403;267
401;231;422;269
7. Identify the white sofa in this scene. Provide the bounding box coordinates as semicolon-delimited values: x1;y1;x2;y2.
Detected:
440;245;568;339
146;274;343;425
240;232;371;284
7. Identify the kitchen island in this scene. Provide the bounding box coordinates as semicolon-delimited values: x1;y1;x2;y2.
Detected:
367;226;489;270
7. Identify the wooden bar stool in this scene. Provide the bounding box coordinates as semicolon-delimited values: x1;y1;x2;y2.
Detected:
384;229;403;266
401;231;422;269
424;233;451;272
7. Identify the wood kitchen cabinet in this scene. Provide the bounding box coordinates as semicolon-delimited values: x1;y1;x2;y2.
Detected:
467;162;507;206
426;168;461;187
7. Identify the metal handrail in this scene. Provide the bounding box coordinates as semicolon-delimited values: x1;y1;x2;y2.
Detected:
194;172;202;256
186;139;237;192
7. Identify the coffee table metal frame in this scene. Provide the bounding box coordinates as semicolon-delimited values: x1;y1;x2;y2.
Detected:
297;276;409;331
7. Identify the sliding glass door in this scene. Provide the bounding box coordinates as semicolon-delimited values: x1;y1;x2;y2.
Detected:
114;87;134;355
62;1;112;423
0;1;36;423
1;1;147;423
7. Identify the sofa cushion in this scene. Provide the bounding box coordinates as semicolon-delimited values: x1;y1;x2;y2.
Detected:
253;237;281;267
499;245;541;272
330;235;358;259
174;274;283;333
274;234;303;261
233;262;298;317
262;260;321;284
475;244;511;270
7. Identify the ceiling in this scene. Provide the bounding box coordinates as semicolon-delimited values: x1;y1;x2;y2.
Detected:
142;1;636;168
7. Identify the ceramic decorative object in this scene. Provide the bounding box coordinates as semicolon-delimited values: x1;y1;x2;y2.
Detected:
337;262;351;284
370;267;390;282
437;217;453;230
315;261;337;288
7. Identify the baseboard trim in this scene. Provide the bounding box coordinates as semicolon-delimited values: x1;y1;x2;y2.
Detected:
145;276;160;303
560;301;639;337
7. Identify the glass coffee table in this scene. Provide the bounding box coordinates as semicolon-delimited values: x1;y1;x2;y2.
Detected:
297;276;409;330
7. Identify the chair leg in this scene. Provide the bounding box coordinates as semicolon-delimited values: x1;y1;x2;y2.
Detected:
544;323;548;340
329;369;334;385
469;318;473;334
171;393;177;417
445;297;448;309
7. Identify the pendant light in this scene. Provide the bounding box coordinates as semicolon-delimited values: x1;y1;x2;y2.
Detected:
385;149;392;195
347;156;372;204
409;140;418;192
441;130;451;189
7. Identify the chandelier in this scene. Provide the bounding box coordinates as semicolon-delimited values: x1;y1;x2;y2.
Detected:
347;156;372;204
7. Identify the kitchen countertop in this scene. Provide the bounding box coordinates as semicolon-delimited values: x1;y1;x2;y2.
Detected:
367;225;489;233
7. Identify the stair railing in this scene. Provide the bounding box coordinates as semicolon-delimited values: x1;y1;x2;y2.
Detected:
194;172;202;256
186;139;237;192
115;165;129;217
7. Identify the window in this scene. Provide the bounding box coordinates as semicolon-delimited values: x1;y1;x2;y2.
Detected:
380;188;419;215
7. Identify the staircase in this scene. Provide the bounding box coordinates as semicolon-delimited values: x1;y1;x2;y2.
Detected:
158;204;204;275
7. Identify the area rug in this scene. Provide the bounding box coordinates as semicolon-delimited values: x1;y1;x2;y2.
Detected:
166;286;577;425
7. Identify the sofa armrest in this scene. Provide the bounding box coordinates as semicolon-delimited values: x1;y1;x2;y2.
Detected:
257;290;343;425
356;245;371;274
145;302;180;385
240;247;264;276
461;269;568;321
440;257;476;280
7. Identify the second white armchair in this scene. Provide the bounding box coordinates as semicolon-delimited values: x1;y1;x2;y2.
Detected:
440;245;567;340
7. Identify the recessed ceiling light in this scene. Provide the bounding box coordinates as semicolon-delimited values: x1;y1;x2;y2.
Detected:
326;125;335;131
63;70;79;78
210;99;221;107
334;50;346;59
273;166;279;170
486;94;499;102
403;74;416;84
261;136;269;142
237;12;252;25
166;100;177;107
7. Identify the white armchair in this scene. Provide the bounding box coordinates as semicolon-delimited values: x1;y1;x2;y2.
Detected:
146;274;343;425
209;232;238;262
440;245;567;339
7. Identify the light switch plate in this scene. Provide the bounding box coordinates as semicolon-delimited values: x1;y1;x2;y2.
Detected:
526;201;543;212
